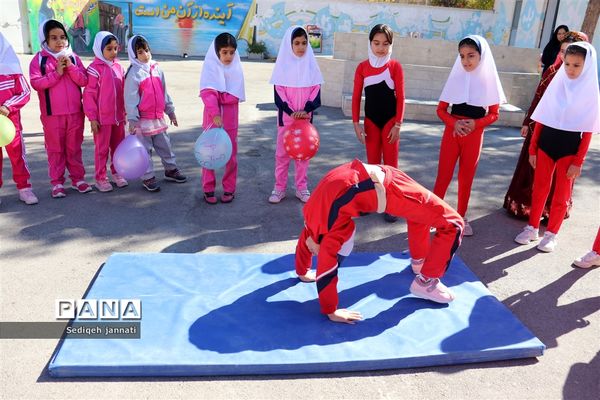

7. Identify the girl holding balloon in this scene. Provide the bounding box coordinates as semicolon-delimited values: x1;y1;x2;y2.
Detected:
199;33;245;204
268;26;323;204
0;33;38;205
83;31;127;193
29;20;91;199
124;35;186;192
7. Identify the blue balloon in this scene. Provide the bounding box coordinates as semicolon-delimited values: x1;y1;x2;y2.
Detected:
113;135;150;180
194;128;232;170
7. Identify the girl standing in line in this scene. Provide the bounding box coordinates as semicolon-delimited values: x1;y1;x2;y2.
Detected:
432;35;506;236
199;33;245;204
268;26;323;204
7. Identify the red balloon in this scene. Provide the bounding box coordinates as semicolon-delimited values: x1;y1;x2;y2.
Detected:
283;119;320;161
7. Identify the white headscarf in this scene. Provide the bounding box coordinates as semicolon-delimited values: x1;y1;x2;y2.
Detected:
531;42;600;133
92;31;118;65
38;19;73;60
367;35;392;68
127;35;156;72
269;26;324;87
0;32;22;75
439;35;506;107
199;38;245;102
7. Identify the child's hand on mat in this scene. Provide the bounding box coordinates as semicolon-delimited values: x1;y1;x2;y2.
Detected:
90;121;100;135
328;309;363;324
528;154;536;169
0;106;9;116
520;126;529;138
387;125;400;143
354;123;366;145
298;270;316;282
566;164;581;179
212;115;223;127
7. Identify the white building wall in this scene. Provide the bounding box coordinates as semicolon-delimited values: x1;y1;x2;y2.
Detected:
0;0;29;54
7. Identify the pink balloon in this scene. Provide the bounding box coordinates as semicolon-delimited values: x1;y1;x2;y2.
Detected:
113;135;150;180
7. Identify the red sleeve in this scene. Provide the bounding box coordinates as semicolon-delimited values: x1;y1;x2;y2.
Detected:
2;75;30;113
29;57;61;91
352;63;364;123
436;101;457;128
200;88;221;121
295;227;313;276
529;122;542;155
83;66;100;122
66;55;88;88
316;219;356;314
393;61;405;124
474;104;499;130
572;132;592;167
523;67;554;127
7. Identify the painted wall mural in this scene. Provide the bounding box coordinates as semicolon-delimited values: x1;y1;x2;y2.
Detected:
252;0;522;56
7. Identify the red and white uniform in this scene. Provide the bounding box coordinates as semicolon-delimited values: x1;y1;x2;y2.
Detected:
528;42;599;235
0;32;32;190
295;159;463;314
433;35;506;218
29;47;88;187
199;37;245;194
83;32;126;182
352;58;404;167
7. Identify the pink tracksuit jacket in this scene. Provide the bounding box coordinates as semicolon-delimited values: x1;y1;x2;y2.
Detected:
83;58;126;125
29;50;89;187
124;63;175;123
0;73;31;189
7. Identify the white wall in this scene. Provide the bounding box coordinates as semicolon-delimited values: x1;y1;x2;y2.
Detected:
1;0;29;53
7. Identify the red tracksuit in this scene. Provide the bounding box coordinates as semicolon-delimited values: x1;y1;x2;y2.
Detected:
593;228;600;253
0;74;31;190
528;122;592;233
352;60;405;167
295;159;464;314
433;101;499;217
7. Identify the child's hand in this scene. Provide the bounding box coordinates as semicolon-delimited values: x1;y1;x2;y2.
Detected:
0;106;9;116
528;154;536;169
298;270;316;282
354;123;366;144
292;111;309;119
56;58;65;75
387;124;400;143
128;123;137;134
212;115;223;127
520;126;529;138
306;236;320;256
170;116;178;127
566;164;581;179
463;119;475;133
63;56;73;68
453;120;470;137
328;309;363;324
90;121;100;135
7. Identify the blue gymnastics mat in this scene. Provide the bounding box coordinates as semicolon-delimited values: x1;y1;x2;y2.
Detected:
48;252;544;377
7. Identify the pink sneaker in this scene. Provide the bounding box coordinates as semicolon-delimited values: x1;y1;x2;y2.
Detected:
19;188;39;204
268;190;286;204
409;276;455;303
112;174;128;188
71;181;92;193
51;185;66;199
95;180;113;192
295;189;310;203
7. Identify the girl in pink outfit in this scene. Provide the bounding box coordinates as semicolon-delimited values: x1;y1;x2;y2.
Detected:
199;33;245;204
30;19;91;199
0;33;38;205
268;26;323;204
83;31;127;192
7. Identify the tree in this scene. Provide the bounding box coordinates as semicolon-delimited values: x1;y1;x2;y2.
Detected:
581;0;600;42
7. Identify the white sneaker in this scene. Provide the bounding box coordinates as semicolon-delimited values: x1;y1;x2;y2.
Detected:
537;232;557;252
268;190;286;204
573;250;600;269
295;189;310;203
18;188;39;205
515;225;539;245
463;220;473;236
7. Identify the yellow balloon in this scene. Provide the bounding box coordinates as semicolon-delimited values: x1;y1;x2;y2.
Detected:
0;114;16;147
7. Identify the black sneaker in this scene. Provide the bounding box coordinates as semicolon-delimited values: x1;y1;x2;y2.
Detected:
142;177;160;192
164;168;187;183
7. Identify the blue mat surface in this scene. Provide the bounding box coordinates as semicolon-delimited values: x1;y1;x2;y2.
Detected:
49;252;544;377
